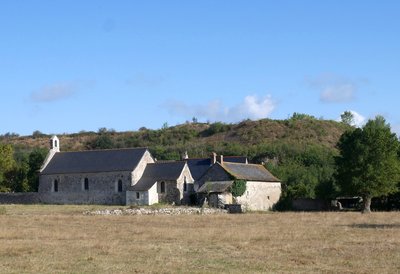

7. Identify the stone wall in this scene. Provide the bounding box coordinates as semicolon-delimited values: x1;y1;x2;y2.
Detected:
158;180;180;204
209;193;232;208
0;193;41;204
126;184;158;206
131;150;154;185
236;181;281;211
0;191;125;205
38;171;133;205
176;164;194;204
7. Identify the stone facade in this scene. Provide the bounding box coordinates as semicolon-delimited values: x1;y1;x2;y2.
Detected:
127;163;194;206
158;165;194;205
236;181;281;211
209;192;233;208
131;150;155;184
39;171;132;205
33;136;280;210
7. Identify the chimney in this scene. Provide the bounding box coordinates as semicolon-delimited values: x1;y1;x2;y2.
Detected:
182;151;189;160
211;152;217;164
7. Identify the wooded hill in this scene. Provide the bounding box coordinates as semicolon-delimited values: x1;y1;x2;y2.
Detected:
1;114;351;203
3;114;349;160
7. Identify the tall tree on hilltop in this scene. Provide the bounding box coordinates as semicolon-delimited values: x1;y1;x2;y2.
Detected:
340;111;354;126
335;116;400;213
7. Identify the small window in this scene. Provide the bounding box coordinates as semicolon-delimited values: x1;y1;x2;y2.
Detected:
54;140;58;147
183;178;187;192
160;181;166;193
117;180;123;192
84;178;89;191
54;179;58;192
136;192;140;199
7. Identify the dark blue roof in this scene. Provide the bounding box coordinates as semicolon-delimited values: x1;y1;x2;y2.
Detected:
132;161;187;191
41;148;148;175
185;156;248;180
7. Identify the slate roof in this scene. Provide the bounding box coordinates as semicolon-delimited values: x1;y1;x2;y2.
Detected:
185;158;212;180
222;162;280;182
186;156;248;180
197;181;233;193
131;161;186;191
41;148;149;175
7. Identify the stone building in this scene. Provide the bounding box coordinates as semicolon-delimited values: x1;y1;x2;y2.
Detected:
196;158;281;211
39;136;154;205
127;161;194;205
36;136;281;210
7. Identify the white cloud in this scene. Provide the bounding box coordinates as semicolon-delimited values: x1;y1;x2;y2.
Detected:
163;95;276;122
30;83;76;102
320;84;356;103
307;73;359;103
338;110;366;127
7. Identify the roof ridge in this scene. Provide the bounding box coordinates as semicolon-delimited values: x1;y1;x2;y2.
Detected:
151;161;186;165
222;162;262;166
57;147;148;153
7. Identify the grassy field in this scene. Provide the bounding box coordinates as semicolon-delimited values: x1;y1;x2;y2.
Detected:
0;205;399;273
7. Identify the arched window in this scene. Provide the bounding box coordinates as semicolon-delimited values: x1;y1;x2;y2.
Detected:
53;179;58;192
183;177;187;192
117;179;123;192
160;181;166;193
84;178;89;191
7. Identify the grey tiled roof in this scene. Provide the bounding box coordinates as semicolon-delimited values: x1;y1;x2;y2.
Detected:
222;162;280;182
186;158;212;180
197;181;233;193
186;156;247;180
131;161;186;191
41;148;149;175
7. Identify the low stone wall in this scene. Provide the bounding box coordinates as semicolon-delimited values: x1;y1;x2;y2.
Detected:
0;193;41;204
84;207;228;216
0;192;124;205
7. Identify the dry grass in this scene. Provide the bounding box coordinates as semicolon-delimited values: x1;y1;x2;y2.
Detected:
0;205;399;273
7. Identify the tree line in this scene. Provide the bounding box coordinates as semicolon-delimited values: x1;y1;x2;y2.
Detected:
1;114;399;212
0;146;47;192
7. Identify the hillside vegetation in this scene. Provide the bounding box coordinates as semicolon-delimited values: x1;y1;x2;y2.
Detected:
3;115;349;159
1;115;352;202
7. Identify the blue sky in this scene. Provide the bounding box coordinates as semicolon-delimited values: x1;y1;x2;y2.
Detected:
1;1;400;136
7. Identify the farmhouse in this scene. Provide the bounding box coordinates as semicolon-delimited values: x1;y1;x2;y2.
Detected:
196;158;281;211
37;136;281;209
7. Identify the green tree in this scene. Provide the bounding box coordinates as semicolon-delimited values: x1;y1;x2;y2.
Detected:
4;162;30;192
0;144;16;192
27;148;48;191
335;116;400;213
341;111;354;126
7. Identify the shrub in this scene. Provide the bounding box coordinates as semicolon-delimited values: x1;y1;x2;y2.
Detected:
230;179;247;197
